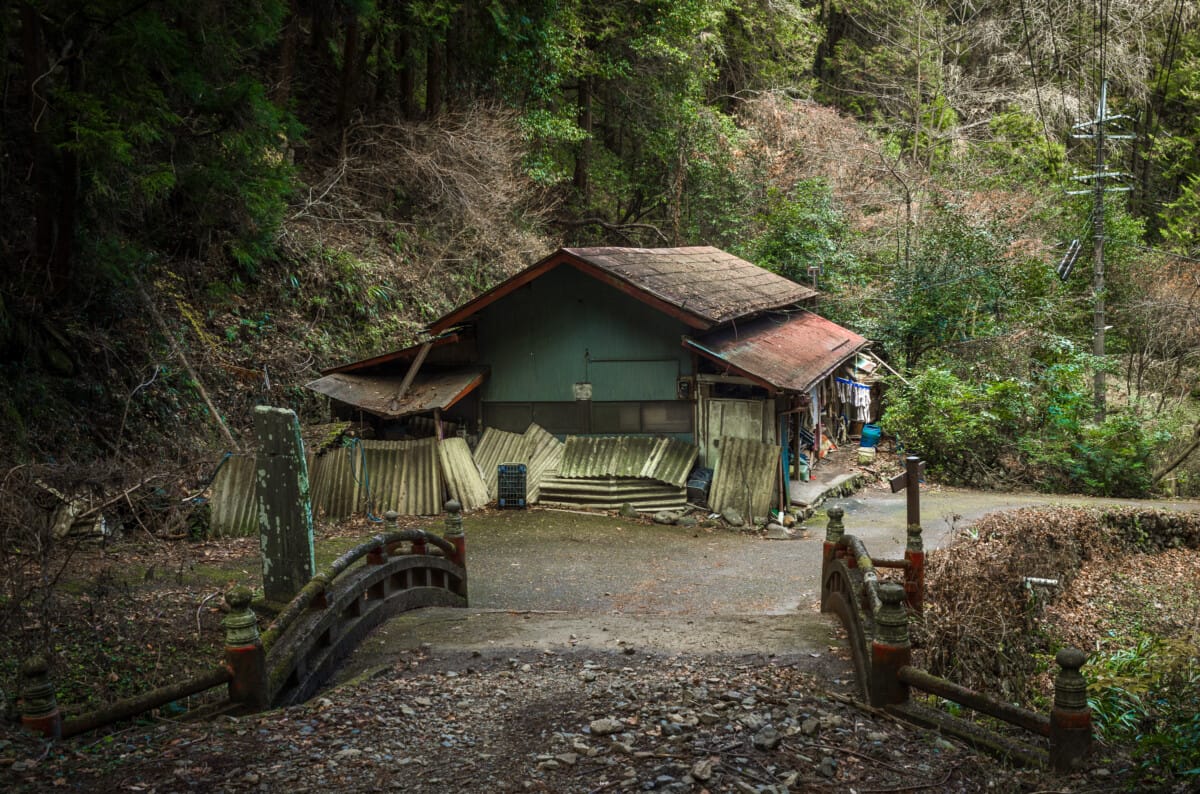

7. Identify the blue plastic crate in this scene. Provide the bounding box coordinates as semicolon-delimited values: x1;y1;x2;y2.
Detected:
498;463;527;509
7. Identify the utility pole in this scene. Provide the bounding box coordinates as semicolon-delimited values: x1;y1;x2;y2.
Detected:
1068;79;1132;422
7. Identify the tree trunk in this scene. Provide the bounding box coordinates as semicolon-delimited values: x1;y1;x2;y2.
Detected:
336;14;361;143
445;7;467;110
1153;421;1200;484
21;5;54;281
425;35;445;118
573;77;592;201
275;1;302;106
398;22;417;119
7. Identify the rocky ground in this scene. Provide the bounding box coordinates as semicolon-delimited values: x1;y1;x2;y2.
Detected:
2;645;1058;793
6;493;1198;792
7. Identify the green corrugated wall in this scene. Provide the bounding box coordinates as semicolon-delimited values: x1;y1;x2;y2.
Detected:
474;266;693;403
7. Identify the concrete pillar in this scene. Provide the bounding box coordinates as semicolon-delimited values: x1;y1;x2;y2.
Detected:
254;406;315;603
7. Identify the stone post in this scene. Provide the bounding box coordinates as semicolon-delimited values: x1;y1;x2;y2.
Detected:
254;406;315;603
904;522;925;614
223;586;268;709
19;655;61;738
444;499;467;600
823;506;845;568
1050;648;1092;772
869;582;911;707
383;510;401;555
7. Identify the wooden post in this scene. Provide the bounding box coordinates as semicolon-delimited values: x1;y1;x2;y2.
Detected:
223;586;267;709
1050;648;1092;771
19;655;61;738
890;456;926;612
869;583;911;707
254;406;316;603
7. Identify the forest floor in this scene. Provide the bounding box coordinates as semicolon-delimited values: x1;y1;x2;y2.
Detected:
2;491;1199;792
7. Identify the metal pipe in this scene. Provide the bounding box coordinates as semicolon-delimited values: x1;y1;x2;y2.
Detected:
898;666;1051;737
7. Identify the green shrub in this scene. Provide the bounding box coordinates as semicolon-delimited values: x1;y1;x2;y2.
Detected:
1087;636;1200;784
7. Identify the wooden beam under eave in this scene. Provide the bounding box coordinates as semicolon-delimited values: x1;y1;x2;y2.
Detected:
388;341;432;412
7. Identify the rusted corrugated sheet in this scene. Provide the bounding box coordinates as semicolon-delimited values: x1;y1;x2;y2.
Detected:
310;446;361;520
473;427;527;499
708;436;780;521
539;476;686;512
685;311;867;393
557;436;697;487
471;423;563;504
638;438;698;487
522;423;563;503
360;439;443;516
209;454;258;537
212;438;449;529
304;367;486;419
438;437;488;510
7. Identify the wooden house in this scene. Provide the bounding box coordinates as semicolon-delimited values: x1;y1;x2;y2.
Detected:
307;246;870;478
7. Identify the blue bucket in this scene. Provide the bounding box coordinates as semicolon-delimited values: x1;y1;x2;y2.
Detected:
860;424;882;448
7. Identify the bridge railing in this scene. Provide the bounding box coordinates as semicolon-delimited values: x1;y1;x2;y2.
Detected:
819;506;1092;772
16;501;469;738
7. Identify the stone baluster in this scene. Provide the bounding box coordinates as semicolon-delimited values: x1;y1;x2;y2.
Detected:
382;510;401;555
19;655;61;738
823;506;845;569
223;586;267;709
869;582;911;707
444;499;467;599
1050;648;1092;771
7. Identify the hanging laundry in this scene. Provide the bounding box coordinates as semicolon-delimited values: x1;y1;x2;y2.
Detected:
836;376;873;422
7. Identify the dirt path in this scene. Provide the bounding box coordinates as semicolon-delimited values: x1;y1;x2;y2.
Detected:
337;489;1200;685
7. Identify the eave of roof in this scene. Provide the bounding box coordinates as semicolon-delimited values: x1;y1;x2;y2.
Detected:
683;311;868;393
305;366;488;419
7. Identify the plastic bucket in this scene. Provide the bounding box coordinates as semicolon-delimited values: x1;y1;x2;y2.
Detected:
860;424;882;448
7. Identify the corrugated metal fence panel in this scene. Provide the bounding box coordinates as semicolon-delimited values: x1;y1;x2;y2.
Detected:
439;437;489;510
473;427;528;499
522;423;563;504
362;438;443;516
539;476;686;512
209;454;259;537
310;445;363;520
639;438;699;487
556;436;697;487
708;436;780;520
558;436;653;479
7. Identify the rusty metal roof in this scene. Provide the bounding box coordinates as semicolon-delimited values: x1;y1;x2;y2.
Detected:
305;367;487;419
684;311;867;393
429;247;818;334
